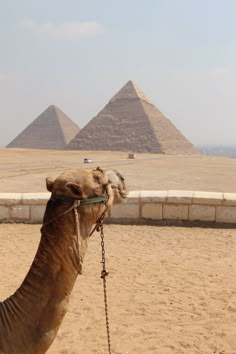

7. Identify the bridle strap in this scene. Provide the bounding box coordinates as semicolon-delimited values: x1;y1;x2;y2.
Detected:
42;200;80;228
52;194;108;205
42;195;107;229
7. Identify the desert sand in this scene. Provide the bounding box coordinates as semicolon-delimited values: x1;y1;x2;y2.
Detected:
1;149;236;354
0;148;236;192
0;224;236;354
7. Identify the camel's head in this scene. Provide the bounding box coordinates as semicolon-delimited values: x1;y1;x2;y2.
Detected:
46;167;127;219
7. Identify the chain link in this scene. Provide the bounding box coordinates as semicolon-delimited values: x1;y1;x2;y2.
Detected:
100;222;112;354
69;203;112;353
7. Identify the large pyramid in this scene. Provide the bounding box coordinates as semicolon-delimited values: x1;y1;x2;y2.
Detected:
7;105;80;150
67;80;199;154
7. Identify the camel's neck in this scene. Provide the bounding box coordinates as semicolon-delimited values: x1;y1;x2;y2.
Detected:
0;200;92;354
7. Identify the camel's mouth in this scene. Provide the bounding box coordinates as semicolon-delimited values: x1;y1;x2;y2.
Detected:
120;191;127;199
105;169;127;203
116;171;127;198
116;184;127;200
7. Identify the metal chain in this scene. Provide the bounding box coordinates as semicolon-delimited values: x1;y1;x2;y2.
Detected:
100;222;112;354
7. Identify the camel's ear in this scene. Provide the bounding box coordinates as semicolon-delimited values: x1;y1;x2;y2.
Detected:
46;177;55;192
65;182;84;199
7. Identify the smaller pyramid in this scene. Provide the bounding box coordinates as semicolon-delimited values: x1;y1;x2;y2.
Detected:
6;105;80;150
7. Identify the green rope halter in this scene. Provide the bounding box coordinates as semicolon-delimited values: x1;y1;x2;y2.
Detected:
53;194;108;205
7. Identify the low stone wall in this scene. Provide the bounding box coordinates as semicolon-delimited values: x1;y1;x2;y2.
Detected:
1;191;236;225
0;193;49;224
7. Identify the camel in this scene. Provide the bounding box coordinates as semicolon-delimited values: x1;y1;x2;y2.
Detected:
0;167;127;354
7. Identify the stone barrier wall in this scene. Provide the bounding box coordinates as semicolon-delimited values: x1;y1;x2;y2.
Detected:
1;191;236;225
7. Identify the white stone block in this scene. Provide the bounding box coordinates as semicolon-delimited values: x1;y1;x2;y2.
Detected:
127;191;140;203
167;190;193;204
10;205;30;221
110;203;139;219
216;206;236;223
22;193;50;205
223;193;236;206
140;190;167;203
0;193;22;206
0;206;9;221
163;204;188;220
30;205;46;223
189;205;216;221
193;191;223;205
141;203;162;220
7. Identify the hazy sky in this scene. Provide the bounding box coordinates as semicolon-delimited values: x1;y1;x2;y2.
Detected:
1;0;236;147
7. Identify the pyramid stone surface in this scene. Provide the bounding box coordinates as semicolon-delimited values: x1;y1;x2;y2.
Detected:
67;80;199;154
7;105;80;150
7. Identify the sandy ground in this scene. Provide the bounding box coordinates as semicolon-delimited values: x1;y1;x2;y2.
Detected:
1;224;236;354
1;148;236;192
1;149;236;353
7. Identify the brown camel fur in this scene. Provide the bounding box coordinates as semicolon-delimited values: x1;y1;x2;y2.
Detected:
0;168;127;354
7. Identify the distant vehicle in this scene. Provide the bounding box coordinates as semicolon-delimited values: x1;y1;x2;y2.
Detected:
84;158;93;163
